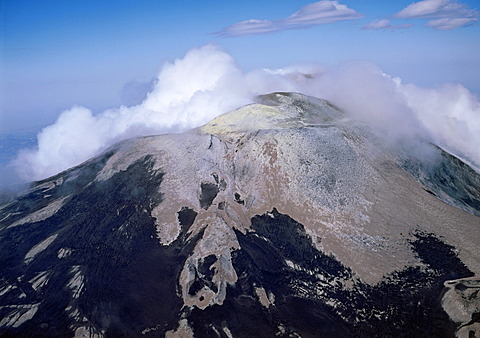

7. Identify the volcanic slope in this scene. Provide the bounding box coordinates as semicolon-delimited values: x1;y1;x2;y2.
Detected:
1;92;479;337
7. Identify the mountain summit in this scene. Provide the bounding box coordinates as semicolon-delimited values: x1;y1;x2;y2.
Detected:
1;92;479;337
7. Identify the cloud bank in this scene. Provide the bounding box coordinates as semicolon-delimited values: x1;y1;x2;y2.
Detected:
395;0;477;19
426;17;477;29
11;44;480;182
394;0;479;30
362;0;478;31
217;0;478;35
217;1;363;37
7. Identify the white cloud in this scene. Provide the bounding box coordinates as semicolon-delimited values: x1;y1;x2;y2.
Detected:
426;17;478;29
217;1;363;37
216;19;278;38
398;82;480;167
362;19;413;30
284;1;363;26
394;0;479;30
11;45;480;181
395;0;475;18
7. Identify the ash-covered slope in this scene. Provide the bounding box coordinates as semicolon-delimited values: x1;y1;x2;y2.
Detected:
1;92;479;337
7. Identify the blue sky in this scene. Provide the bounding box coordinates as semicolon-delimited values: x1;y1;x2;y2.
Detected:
1;0;479;133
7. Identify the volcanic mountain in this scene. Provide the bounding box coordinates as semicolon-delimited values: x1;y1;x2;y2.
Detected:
1;92;479;337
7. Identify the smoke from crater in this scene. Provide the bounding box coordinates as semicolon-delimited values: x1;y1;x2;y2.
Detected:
10;44;480;182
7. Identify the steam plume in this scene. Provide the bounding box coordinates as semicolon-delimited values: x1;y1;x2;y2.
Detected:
11;44;480;181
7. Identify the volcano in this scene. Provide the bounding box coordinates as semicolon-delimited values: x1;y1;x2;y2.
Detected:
1;92;479;337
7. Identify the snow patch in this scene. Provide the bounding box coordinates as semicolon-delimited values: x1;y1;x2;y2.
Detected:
0;284;15;297
9;197;68;228
68;266;85;299
24;234;58;264
0;303;40;328
58;247;73;259
29;271;51;291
